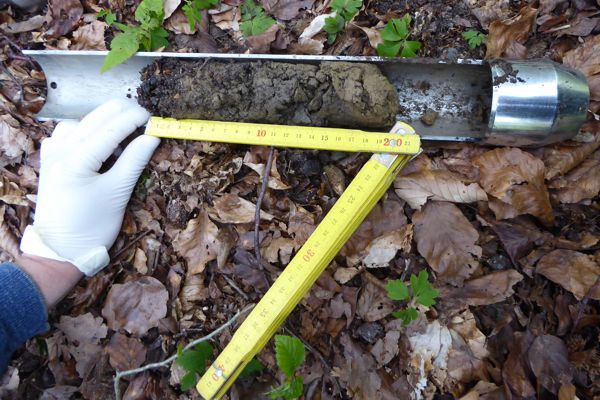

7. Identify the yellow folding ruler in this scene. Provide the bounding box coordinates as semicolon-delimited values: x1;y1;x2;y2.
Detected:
145;118;420;399
145;117;420;155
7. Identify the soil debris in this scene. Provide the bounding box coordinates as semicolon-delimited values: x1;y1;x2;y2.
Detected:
138;59;399;129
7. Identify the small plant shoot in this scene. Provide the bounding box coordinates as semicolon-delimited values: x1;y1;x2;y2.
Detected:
176;342;214;391
376;14;422;58
266;335;306;399
240;0;276;37
463;29;487;49
324;0;362;44
182;0;219;31
385;270;438;325
101;0;169;72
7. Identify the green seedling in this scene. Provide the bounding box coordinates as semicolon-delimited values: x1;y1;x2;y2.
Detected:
240;0;276;37
97;9;117;26
101;0;169;72
376;14;422;58
462;29;487;49
323;0;362;44
266;335;306;400
385;270;438;325
182;0;219;31
176;342;214;391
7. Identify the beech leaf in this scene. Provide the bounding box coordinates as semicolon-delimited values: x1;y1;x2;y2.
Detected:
536;250;600;300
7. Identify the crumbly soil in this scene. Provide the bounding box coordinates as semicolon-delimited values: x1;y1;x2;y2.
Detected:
138;59;399;129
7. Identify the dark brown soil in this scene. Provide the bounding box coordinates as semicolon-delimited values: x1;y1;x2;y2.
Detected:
137;59;399;129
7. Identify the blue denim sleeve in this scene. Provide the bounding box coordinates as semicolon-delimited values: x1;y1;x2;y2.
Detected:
0;262;48;377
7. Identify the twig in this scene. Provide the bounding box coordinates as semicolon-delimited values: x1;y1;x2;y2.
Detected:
573;275;600;330
113;304;255;400
222;274;249;300
111;230;150;259
254;146;275;266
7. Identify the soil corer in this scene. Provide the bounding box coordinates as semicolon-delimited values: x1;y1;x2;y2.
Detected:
195;121;417;399
145;117;421;154
25;51;590;147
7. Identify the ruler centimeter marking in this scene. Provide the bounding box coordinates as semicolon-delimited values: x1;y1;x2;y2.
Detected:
196;121;418;400
145;117;421;155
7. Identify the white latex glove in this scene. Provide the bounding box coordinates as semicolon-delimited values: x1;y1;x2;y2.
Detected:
20;99;160;276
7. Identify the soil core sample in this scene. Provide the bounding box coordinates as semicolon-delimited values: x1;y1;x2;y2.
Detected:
138;59;399;129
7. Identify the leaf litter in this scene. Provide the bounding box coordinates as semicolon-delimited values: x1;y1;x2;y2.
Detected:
1;0;600;399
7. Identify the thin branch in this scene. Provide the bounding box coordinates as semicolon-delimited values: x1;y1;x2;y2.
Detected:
113;304;255;400
254;146;275;266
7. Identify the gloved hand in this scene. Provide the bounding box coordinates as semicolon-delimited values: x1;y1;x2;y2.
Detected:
20;99;160;276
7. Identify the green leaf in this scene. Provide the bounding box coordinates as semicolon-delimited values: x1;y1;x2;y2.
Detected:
196;0;219;8
241;0;264;20
376;41;401;57
392;307;419;325
266;376;304;400
462;30;477;40
101;30;140;73
98;9;117;26
410;270;438;307
323;15;344;34
135;0;164;25
239;358;265;379
240;13;275;37
462;30;486;49
183;2;202;31
330;0;362;21
380;21;403;42
180;371;198;391
275;335;305;379
176;342;214;374
149;26;169;50
400;40;421;57
385;279;409;301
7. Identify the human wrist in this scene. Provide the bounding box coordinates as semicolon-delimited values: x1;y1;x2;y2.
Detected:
17;254;83;308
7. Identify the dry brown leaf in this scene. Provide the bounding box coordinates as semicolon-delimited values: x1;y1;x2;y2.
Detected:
173;211;219;274
357;26;382;49
458;381;503;400
44;0;84;38
463;0;510;29
106;333;147;371
549;149;600;203
485;6;538;59
0;174;28;206
0;15;46;34
474;147;553;225
102;277;169;337
561;12;600;37
413;202;481;286
263;0;314;20
0;204;21;260
246;24;280;52
356;273;394;322
163;0;181;19
133;248;148;274
439;270;523;306
528;335;573;394
447;310;490;383
263;236;295;264
56;313;108;379
39;386;79;400
341;196;406;257
288;203;316;248
503;331;536;398
212;193;274;224
0;114;34;167
289;37;324;54
244;161;290;190
165;8;196;35
536;249;600;300
332;333;383;399
370;329;400;366
70;20;107;50
406;320;452;394
354;225;412;268
541;132;600;179
563;34;600;101
393;169;487;210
